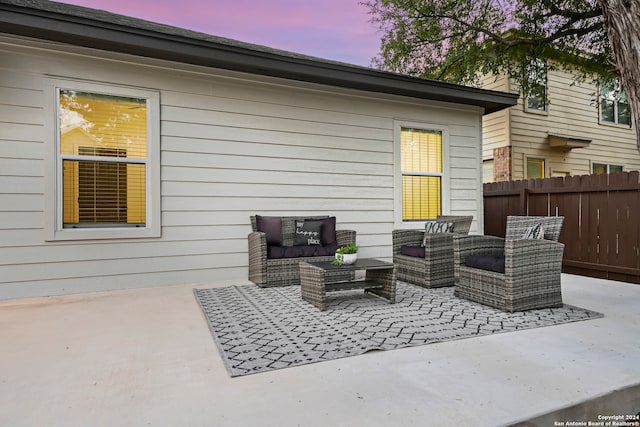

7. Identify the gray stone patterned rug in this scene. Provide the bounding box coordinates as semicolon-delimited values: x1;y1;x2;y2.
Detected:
194;283;603;377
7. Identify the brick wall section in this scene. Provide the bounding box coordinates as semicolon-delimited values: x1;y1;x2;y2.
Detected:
493;146;512;182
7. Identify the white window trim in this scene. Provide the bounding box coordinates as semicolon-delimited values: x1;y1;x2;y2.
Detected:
44;77;161;241
393;120;450;228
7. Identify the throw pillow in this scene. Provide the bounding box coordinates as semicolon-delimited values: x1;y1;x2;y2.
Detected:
256;215;282;246
294;220;323;246
424;221;454;234
424;220;438;234
422;221;454;246
522;223;545;239
319;216;337;245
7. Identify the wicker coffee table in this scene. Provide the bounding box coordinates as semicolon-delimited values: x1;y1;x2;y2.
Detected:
299;259;397;311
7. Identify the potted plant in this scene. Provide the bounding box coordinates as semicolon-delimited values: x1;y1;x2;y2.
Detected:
332;243;358;266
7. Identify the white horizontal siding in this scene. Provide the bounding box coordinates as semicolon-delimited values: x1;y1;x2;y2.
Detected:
161;167;391;188
0;35;485;299
162;151;391;175
480;74;511;160
482;109;510;157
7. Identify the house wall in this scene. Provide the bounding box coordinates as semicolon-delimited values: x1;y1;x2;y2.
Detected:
482;68;639;180
0;35;485;299
481;74;511;158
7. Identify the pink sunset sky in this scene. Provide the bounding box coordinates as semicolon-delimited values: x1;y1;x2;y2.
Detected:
60;0;383;67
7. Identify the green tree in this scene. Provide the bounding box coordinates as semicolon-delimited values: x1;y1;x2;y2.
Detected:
364;0;640;152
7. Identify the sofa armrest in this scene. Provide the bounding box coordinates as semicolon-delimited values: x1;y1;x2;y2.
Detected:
392;229;424;255
336;229;356;247
504;239;565;274
248;231;267;286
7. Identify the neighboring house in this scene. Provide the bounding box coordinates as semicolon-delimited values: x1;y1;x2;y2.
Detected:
0;0;516;299
481;63;639;182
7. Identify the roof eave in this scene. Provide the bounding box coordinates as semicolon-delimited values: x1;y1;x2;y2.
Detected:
0;1;518;114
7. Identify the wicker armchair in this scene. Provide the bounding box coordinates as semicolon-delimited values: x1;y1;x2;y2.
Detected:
248;215;356;287
454;216;565;312
392;215;473;288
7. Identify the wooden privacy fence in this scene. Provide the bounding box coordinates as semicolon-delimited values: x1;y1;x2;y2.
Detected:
483;171;640;284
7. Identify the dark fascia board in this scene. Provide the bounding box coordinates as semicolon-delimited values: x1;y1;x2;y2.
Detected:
0;0;518;114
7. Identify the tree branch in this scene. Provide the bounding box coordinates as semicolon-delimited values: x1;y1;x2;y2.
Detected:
413;10;509;45
546;0;603;21
436;56;465;80
544;22;605;43
412;6;603;51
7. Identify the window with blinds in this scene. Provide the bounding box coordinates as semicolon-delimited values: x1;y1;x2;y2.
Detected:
400;128;442;221
58;90;148;228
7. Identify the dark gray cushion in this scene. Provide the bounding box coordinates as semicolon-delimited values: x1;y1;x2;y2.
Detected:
267;244;339;259
283;246;305;258
400;245;425;258
465;255;505;273
314;244;338;256
267;246;286;259
300;245;317;257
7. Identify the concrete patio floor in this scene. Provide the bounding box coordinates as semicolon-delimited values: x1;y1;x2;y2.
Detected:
1;273;639;427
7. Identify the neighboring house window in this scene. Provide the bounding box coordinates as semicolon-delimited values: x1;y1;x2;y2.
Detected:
593;163;623;174
526;157;545;179
600;80;630;126
525;59;547;113
400;127;443;221
46;79;160;240
483;160;494;183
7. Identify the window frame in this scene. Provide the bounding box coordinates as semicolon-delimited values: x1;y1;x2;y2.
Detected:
44;78;161;241
599;80;631;127
525;156;546;179
394;121;450;228
592;162;623;174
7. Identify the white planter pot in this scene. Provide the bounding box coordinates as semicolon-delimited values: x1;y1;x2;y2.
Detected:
336;252;358;265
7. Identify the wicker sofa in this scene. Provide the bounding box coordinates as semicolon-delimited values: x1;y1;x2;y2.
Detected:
248;215;356;287
392;215;473;288
454;215;565;312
